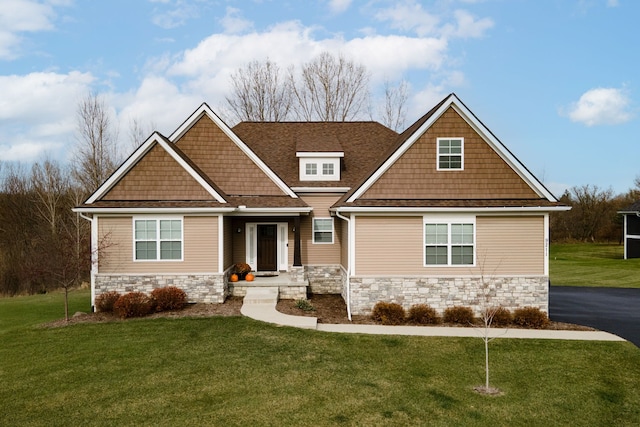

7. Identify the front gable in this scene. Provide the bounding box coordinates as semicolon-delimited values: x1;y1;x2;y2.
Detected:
347;94;557;204
171;105;296;198
361;107;539;200
101;142;215;201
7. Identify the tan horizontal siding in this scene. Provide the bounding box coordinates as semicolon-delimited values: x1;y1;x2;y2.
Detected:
299;195;342;265
355;215;545;276
98;216;219;274
476;216;544;275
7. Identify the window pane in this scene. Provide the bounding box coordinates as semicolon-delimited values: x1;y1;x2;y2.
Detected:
425;224;448;245
314;231;333;243
426;246;448;265
160;220;181;240
451;223;473;244
452;246;473;265
314;218;333;232
322;163;334;175
135;220;156;240
136;241;157;260
306;163;317;175
160;241;181;260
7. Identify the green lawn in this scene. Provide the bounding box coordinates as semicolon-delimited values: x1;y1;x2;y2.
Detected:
0;291;639;426
550;243;640;288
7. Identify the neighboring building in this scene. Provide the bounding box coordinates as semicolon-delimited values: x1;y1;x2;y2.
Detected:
619;201;640;259
74;93;568;315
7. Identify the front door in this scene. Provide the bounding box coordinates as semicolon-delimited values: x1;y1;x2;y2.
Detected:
257;224;278;271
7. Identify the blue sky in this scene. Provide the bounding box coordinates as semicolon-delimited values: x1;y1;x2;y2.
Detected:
0;0;637;196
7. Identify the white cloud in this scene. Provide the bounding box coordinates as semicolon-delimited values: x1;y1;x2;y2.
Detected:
443;9;494;39
607;0;619;7
0;71;94;161
327;0;352;14
151;0;198;29
565;87;633;126
0;0;66;59
219;7;253;34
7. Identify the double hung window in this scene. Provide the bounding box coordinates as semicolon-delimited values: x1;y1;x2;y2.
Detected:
313;218;334;244
134;218;183;261
437;138;463;170
424;217;474;266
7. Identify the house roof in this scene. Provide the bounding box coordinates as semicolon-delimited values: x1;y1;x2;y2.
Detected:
232;121;399;188
619;200;640;213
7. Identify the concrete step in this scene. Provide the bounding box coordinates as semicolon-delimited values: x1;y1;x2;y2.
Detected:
243;287;279;305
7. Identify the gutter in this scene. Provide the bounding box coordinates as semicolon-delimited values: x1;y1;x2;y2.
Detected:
334;210;352;321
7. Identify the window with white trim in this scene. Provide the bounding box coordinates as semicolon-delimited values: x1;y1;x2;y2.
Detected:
305;163;318;175
299;157;340;181
322;163;334;176
313;218;334;244
134;218;183;261
424;218;474;266
437;138;463;170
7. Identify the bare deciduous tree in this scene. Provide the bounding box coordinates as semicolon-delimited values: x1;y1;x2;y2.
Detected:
291;51;370;121
128;117;155;151
72;92;120;195
378;79;409;131
226;59;293;123
30;158;69;235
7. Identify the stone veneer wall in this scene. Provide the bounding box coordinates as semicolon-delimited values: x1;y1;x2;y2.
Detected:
348;276;549;316
306;265;343;294
95;274;226;305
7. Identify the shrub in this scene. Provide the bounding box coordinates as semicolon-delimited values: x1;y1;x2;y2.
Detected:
407;304;441;325
150;286;187;312
114;292;153;319
513;307;549;328
295;299;316;312
489;307;512;327
443;306;474;325
95;291;121;313
371;302;406;325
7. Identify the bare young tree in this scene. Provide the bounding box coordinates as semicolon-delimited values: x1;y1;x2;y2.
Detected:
128;117;156;152
291;51;370;121
378;79;409;131
72;92;120;195
30;158;70;235
225;58;293;123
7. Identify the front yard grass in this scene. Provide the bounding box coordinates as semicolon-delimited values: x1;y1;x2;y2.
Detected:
0;290;639;426
550;243;640;288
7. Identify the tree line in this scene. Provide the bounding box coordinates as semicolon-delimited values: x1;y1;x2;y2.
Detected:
0;52;638;296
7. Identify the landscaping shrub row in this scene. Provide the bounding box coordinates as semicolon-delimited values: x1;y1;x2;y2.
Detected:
95;287;187;319
371;302;549;328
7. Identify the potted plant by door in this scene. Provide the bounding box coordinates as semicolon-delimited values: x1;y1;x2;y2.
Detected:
234;262;252;280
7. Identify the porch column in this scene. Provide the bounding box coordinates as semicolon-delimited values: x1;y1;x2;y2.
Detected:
294;216;302;266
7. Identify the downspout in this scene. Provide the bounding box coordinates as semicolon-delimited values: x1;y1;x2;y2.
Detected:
78;213;97;311
335;210;352;321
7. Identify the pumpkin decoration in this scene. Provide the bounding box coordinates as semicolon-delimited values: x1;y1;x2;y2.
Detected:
245;273;255;282
229;273;239;282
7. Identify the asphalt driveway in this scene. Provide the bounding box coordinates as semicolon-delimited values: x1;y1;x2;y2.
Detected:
549;286;640;347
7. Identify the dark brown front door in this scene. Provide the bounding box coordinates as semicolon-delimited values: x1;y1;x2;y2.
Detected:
257;224;277;271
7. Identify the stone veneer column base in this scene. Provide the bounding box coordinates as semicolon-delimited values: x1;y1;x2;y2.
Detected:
348;275;549;316
95;274;226;305
305;265;343;294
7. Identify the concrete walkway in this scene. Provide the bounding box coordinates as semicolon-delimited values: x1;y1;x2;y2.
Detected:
240;289;626;342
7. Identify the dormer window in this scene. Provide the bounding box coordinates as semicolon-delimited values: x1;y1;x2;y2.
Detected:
297;152;343;181
437;138;464;170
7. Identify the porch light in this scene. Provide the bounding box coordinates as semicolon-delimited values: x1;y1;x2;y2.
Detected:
237;228;242;233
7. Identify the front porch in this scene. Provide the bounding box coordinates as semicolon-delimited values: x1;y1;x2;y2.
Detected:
228;271;309;300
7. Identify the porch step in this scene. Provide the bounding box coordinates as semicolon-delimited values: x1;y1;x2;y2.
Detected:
242;287;279;305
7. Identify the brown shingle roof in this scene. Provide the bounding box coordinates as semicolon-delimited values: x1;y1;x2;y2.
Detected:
78;196;309;210
335;198;564;209
232;122;399;188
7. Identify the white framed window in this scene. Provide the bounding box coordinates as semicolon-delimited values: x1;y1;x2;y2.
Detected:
133;217;183;261
313;218;334;244
437;138;464;170
424;216;474;266
299;157;340;181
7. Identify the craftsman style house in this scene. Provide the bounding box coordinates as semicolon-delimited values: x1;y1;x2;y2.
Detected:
75;93;568;315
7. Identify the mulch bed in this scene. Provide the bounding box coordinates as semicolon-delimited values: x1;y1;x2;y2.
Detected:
43;294;593;331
